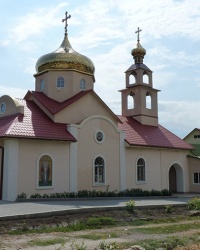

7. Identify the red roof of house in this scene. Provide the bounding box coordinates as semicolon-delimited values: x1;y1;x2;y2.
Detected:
25;90;93;115
118;115;193;150
0;99;76;141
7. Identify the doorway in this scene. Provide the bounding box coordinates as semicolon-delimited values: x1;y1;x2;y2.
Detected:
169;163;184;193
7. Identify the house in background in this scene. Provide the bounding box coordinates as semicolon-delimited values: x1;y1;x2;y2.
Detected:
184;128;200;192
0;13;194;201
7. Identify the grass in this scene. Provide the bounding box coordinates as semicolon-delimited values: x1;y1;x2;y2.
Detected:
28;235;200;250
5;211;200;250
77;232;119;240
135;221;200;234
117;235;200;250
9;216;116;235
29;237;66;247
9;215;200;235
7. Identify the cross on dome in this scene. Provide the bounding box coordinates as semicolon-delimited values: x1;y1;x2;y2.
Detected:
62;11;71;35
135;27;142;43
131;27;146;64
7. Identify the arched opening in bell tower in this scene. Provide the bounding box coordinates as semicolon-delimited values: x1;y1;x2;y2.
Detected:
127;91;135;109
146;92;152;109
143;72;149;84
129;73;136;85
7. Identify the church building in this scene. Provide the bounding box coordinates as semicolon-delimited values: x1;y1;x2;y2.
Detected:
0;12;194;201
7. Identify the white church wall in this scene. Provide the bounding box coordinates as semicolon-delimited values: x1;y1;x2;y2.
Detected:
35;70;94;102
76;116;121;192
54;93;118;125
160;150;190;192
126;147;162;190
125;147;190;192
17;139;71;198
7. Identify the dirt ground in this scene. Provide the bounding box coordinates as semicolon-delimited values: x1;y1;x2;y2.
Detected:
0;206;200;250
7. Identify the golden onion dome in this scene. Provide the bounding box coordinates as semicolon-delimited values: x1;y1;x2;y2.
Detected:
35;34;95;74
131;42;146;58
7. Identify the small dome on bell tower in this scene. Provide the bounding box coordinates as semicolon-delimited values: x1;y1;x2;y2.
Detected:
131;27;146;64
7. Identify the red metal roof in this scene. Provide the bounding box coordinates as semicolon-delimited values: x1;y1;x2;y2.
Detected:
0;94;192;149
25;90;93;114
25;90;122;123
0;99;76;141
118;115;193;150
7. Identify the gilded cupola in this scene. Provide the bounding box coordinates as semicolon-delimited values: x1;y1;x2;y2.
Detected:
35;12;95;75
131;27;146;64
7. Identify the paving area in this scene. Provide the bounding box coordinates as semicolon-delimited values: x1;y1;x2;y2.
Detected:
0;195;195;220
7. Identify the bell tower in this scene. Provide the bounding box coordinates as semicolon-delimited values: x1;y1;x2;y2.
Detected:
120;27;160;126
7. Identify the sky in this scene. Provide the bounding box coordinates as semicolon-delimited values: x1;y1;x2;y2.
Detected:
0;0;200;139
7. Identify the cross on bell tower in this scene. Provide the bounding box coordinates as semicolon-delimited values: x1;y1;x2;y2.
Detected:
135;27;142;43
62;11;71;36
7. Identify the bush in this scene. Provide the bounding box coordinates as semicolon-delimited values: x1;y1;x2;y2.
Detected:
165;204;173;214
70;240;86;250
99;241;119;250
30;193;42;198
21;188;172;200
188;197;200;210
17;192;28;199
125;200;136;212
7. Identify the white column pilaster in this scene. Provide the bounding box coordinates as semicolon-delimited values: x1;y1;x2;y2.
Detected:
67;125;78;192
120;131;126;191
2;139;19;201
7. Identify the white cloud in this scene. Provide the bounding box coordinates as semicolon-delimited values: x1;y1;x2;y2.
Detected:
0;86;27;98
1;3;67;45
159;100;200;138
114;0;200;40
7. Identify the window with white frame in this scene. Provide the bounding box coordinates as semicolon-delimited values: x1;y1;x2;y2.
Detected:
80;78;86;90
193;173;200;184
137;158;145;182
40;79;44;91
94;157;105;184
57;77;64;88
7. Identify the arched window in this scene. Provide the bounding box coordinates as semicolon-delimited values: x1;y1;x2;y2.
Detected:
127;91;135;109
38;155;53;187
143;72;149;84
40;79;44;92
80;79;86;90
137;158;145;182
57;77;64;88
129;73;136;85
146;92;152;109
94;157;105;184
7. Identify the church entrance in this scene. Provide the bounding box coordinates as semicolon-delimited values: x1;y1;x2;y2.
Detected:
0;147;4;200
169;164;184;193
